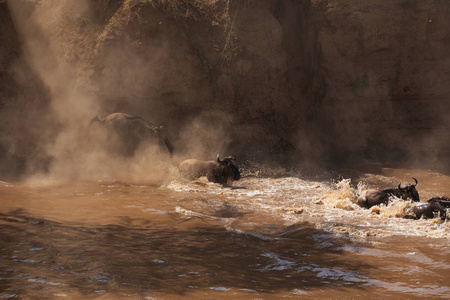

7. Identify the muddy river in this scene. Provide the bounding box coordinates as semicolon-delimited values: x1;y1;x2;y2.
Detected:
0;166;449;299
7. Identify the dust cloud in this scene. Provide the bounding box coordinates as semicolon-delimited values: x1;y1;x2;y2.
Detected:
5;0;183;184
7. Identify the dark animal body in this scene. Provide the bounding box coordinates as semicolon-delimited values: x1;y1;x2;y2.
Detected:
90;113;173;157
179;155;240;185
357;178;420;208
404;196;450;220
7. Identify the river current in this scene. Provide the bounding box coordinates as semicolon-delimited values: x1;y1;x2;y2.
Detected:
0;165;449;299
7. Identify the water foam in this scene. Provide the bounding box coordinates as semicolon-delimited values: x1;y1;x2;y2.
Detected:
167;176;450;238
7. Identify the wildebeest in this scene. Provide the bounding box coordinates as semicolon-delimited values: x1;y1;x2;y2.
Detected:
404;196;450;220
179;154;241;185
90;112;173;157
357;178;420;208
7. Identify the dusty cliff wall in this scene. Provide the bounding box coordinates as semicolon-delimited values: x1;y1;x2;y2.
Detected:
1;0;449;178
0;2;52;177
315;0;450;168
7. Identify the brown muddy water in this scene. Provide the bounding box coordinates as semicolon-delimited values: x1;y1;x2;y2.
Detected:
0;167;449;299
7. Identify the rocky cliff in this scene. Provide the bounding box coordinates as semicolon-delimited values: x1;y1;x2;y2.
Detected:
1;0;449;178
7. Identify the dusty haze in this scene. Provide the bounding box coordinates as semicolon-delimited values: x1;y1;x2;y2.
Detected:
1;0;449;182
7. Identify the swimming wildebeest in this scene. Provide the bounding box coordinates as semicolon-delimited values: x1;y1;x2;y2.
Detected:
90;113;173;157
357;178;420;208
179;154;241;185
404;196;450;220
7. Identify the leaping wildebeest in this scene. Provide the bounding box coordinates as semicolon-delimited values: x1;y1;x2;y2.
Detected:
179;154;241;185
90;112;173;157
357;178;420;208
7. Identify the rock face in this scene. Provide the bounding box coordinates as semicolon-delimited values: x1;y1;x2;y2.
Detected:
0;2;51;177
315;0;450;167
1;0;449;176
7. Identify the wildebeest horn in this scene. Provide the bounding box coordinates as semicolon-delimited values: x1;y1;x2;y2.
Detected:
89;115;100;125
229;153;237;160
412;177;418;186
398;182;404;190
217;154;222;163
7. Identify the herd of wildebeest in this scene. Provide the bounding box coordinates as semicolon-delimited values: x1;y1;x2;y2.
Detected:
90;112;450;221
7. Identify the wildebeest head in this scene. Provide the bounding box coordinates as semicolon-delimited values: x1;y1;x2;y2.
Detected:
397;177;419;202
151;125;173;157
217;154;241;182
